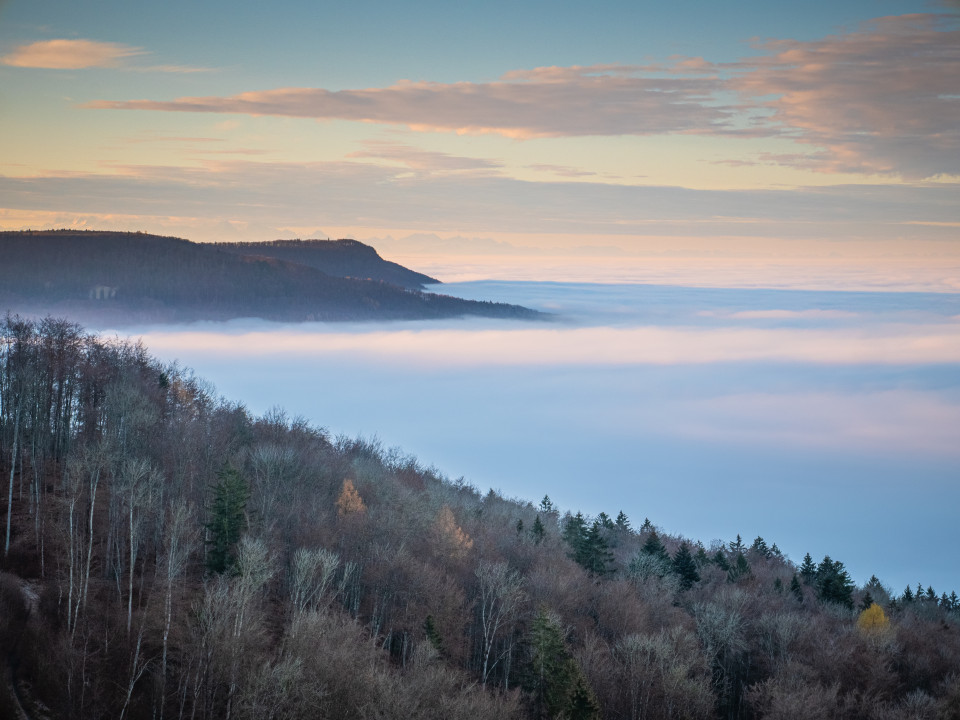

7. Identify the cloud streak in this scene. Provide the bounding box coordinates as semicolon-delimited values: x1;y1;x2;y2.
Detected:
85;65;733;138
0;38;211;72
81;14;960;178
1;39;146;69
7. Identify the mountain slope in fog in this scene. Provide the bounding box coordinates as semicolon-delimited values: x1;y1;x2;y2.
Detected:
0;230;539;324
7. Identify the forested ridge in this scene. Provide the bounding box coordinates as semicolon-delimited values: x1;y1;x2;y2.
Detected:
1;316;958;720
0;230;536;324
216;238;439;290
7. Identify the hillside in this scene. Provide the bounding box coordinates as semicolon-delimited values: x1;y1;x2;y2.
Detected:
0;317;958;720
0;230;538;324
218;238;439;290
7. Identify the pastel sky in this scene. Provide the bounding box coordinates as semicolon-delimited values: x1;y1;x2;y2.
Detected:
1;0;958;271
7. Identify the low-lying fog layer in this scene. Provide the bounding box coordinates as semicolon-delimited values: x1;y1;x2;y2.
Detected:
122;281;960;595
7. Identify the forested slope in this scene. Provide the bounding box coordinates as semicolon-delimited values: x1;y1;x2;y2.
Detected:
217;238;439;290
0;231;536;324
1;316;958;720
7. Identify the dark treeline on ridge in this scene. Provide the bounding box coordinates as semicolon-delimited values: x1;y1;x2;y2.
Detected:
0;230;538;325
216;238;439;290
1;315;958;720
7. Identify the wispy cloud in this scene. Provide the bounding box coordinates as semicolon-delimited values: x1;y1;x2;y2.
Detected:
346;141;502;174
80;14;959;178
1;39;146;69
0;38;211;72
731;14;960;178
85;65;732;138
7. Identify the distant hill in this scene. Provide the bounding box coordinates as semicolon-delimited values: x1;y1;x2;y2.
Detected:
218;238;439;290
0;230;540;325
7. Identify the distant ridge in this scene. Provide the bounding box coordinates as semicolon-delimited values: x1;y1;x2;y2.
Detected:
218;238;439;290
0;230;541;325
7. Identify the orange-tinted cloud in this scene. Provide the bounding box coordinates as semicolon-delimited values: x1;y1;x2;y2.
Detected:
85;65;731;138
0;38;210;72
1;39;146;69
731;14;960;178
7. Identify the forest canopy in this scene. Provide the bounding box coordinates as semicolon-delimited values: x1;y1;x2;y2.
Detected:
1;315;958;720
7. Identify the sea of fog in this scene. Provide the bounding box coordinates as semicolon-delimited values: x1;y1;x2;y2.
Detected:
113;280;960;596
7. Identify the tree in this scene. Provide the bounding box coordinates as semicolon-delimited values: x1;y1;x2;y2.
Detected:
474;561;525;686
577;520;613;575
799;552;817;583
673;542;701;591
539;495;554;513
790;574;804;603
815;556;854;608
614;510;631;532
641;530;669;562
336;478;366;517
857;603;890;636
531;514;546;544
206;465;249;574
727;552;751;583
523;607;599;720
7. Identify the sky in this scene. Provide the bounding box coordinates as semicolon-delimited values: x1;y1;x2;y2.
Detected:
1;0;958;270
2;1;959;591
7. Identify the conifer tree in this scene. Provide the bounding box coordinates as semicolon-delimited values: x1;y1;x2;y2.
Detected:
424;614;444;653
641;530;669;561
729;534;745;553
578;520;614;575
205;465;249;574
532;514;546;544
902;585;915;603
799;552;817;583
539;495;554;513
597;511;614;529
860;591;874;612
672;542;700;591
516;518;524;535
562;512;587;557
751;536;769;557
640;517;653;532
815;556;854;608
615;511;631;532
727;551;751;583
713;550;730;572
790;573;804;603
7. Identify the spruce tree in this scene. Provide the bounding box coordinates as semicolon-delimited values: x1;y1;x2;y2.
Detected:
672;542;700;591
727;551;751;583
790;574;804;603
424;614;444;653
578;520;614;575
815;556;854;608
713;550;730;572
751;536;769;557
539;495;555;513
562;512;587;558
799;553;817;583
516;518;524;535
205;465;249;574
615;511;631;532
532;514;546;544
902;585;915;603
641;530;669;561
640;517;653;532
860;592;874;612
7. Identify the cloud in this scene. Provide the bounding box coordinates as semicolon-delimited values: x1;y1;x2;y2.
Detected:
85;65;733;138
731;14;960;178
138;322;960;367
79;15;959;179
0;38;210;72
346;141;502;174
1;39;146;69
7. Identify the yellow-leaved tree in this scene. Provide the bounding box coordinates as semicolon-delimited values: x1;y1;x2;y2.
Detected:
857;603;890;636
336;478;366;518
433;505;473;559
